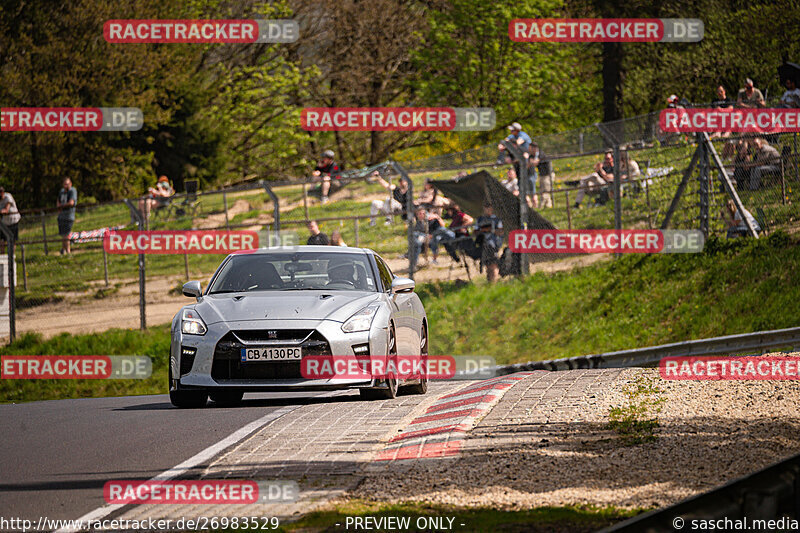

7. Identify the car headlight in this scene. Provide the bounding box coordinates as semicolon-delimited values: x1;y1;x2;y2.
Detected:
341;303;380;333
181;309;207;335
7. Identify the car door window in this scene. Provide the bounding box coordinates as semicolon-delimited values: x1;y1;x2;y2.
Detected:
375;257;393;292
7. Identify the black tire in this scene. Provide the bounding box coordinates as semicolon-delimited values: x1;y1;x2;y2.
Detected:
169;389;208;408
405;324;429;395
360;324;398;400
209;390;244;407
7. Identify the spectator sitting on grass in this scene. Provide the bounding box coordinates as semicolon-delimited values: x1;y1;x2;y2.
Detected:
444;204;474;238
313;150;343;205
306;220;330;245
778;78;800;108
417;178;448;209
574;151;614;208
722;199;760;239
475;203;503;283
736;78;765;108
138;175;174;220
368;171;410;226
330;229;347;247
619;150;641;182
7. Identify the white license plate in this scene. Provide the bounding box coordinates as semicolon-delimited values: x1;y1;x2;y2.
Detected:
240;347;302;362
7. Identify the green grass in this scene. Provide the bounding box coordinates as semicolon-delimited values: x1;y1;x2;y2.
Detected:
269;500;642;533
420;231;800;363
0;325;170;403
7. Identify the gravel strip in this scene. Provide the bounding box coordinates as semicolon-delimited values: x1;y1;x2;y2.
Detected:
352;356;800;510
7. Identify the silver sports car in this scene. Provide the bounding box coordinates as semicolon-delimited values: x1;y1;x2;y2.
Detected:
169;246;428;408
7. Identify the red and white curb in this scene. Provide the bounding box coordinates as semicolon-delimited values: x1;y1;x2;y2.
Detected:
373;373;534;462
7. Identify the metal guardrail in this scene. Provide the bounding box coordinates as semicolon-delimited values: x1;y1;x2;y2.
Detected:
494;326;800;374
599;450;800;532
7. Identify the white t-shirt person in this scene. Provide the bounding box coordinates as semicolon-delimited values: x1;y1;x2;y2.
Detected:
0;191;21;226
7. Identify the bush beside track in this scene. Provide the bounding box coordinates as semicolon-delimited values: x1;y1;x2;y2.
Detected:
1;232;799;403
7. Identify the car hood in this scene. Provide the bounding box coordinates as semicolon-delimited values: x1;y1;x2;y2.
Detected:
194;291;381;324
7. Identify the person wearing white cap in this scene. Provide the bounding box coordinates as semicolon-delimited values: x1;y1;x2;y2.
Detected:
498;122;532;154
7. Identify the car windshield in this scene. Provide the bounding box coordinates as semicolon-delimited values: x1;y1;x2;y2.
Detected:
207;251;377;293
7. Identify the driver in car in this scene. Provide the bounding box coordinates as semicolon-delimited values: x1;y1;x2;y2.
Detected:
326;257;356;287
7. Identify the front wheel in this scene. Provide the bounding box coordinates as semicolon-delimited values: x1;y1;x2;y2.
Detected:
360;324;398;400
405;325;428;395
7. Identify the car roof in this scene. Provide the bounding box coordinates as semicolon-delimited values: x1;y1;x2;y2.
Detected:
231;245;376;256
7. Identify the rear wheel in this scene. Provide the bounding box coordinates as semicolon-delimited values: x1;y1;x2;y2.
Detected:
359;324;398;400
210;390;244;407
405;325;429;395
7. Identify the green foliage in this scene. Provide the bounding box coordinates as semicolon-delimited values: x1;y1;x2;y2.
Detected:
607;375;665;445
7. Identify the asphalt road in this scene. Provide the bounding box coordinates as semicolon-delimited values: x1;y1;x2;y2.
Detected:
0;392;342;524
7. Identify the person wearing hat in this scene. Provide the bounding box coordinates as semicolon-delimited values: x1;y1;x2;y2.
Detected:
0;186;21;253
312;149;343;204
498;122;532;154
736;78;765;109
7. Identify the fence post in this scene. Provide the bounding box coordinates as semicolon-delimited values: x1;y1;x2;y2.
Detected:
613;144;622;235
20;244;27;292
184;253;189;280
41;211;48;256
303;180;310;222
565;190;572;230
698;133;710;237
223;191;230;231
102;246;109;286
124;199;146;330
261;181;281;240
354;218;359;247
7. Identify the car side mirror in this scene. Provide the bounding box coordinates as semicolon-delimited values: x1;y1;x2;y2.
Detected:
183;281;202;298
391;277;415;294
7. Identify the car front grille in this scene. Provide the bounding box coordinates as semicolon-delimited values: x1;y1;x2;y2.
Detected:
211;330;332;381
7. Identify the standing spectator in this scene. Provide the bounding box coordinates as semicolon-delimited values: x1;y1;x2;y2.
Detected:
57;178;77;255
711;85;734;108
0;187;21;253
306;220;330;245
330;229;347;247
736;78;765;108
368;172;410;225
574;151;614;208
748;137;781;190
475;204;503;283
778;78;800;108
312;150;343;204
529;142;554;208
722;199;760;239
410;206;429;265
